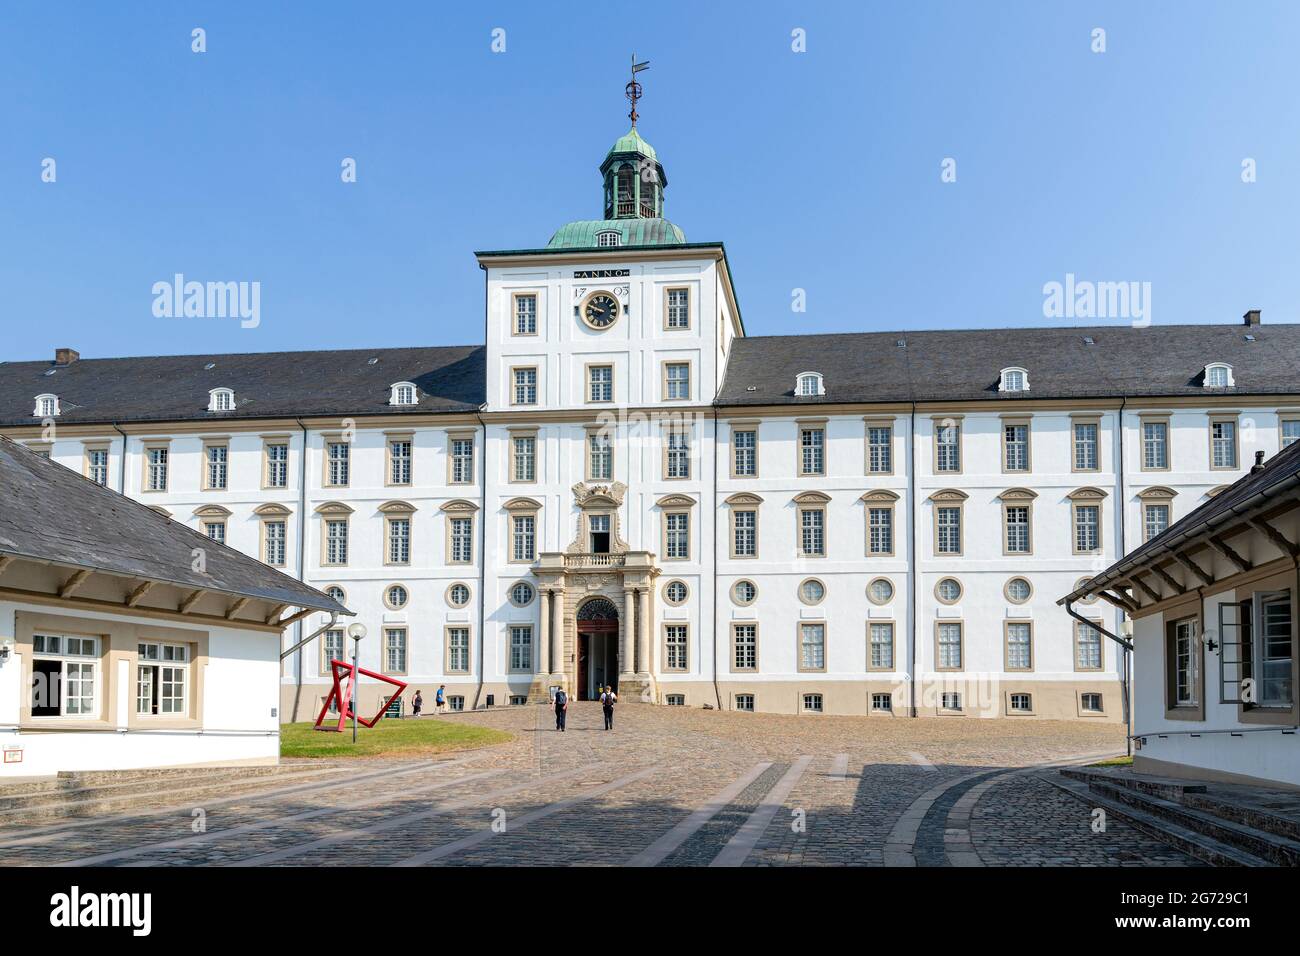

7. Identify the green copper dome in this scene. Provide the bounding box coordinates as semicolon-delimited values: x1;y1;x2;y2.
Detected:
605;127;657;163
546;217;686;250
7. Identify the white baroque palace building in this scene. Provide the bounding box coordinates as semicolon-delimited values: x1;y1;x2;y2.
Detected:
4;124;1300;722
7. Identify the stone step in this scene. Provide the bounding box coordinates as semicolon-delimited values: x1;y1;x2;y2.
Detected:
0;764;323;811
0;764;344;826
1045;772;1264;866
1181;791;1300;845
1090;779;1300;866
1059;766;1206;801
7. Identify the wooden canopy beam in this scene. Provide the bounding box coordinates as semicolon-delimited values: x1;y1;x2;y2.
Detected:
179;589;205;614
1173;551;1214;587
125;580;155;607
1248;518;1298;558
1207;536;1252;574
1129;576;1162;604
225;596;251;620
1151;564;1186;596
59;569;92;599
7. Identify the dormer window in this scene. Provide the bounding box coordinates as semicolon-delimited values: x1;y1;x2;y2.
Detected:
208;388;235;412
795;372;824;397
389;382;418;406
597;231;621;248
33;394;59;418
999;368;1029;392
1204;363;1233;388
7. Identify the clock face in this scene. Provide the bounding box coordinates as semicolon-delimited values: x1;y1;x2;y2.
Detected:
583;293;619;330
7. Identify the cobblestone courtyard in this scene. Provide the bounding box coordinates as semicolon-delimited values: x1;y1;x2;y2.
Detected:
0;703;1202;867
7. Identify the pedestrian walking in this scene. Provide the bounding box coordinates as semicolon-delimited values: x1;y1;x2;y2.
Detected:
600;685;617;730
435;684;446;715
411;689;423;718
554;687;568;731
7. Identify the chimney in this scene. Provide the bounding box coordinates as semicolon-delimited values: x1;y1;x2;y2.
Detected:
54;348;79;366
1252;450;1267;473
1243;309;1261;327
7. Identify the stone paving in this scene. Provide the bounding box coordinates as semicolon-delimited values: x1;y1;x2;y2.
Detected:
0;702;1202;867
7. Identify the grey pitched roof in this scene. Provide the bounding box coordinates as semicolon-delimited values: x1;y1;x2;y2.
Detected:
0;346;485;427
0;437;346;614
1064;438;1300;605
716;322;1300;406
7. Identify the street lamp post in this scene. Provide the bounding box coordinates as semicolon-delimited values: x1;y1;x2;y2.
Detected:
347;622;367;744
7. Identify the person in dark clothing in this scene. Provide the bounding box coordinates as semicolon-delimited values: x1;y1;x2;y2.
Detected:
554;688;568;731
411;690;423;718
600;685;617;730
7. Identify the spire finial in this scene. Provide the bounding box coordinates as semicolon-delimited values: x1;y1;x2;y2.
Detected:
626;54;650;127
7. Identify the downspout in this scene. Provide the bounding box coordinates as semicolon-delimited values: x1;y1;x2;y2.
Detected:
472;262;490;710
112;423;128;494
1115;398;1132;753
908;402;918;717
711;407;722;710
290;418;310;721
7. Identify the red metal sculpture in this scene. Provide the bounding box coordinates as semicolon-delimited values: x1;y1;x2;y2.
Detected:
313;659;408;732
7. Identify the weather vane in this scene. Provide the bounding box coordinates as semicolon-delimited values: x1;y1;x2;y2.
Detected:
627;54;650;127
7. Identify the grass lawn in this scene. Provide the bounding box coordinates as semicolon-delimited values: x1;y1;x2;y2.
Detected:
281;717;513;759
1089;755;1134;768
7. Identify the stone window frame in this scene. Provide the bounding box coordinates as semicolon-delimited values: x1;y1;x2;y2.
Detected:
866;619;896;672
1000;415;1032;474
796;418;828;477
194;504;232;548
657;493;696;563
142;440;170;493
382;625;409;677
510;365;539;406
1208;412;1241;471
1279;410;1300;449
508;580;536;608
1003;619;1035;672
314;501;352;568
796;620;828;674
445;581;471;609
1077;690;1107;717
661;578;690;607
82;441;111;487
931;415;963;475
862;489;898;557
261;435;291;490
661;360;692;403
382;582;410;611
730;621;760;672
379;500;417;567
507;624;534;674
1003;576;1034;605
585;424;615;482
447;429;477;486
509;427;539;484
445;624;472;674
867;576;895;606
1070;414;1102;473
1139;414;1171;472
321;625;346;675
1068;486;1108;556
663;284;692;331
729;420;760;479
725;492;763;560
662;422;693;481
800;692;825;714
864;417;894;475
934;619;966;672
384;431;414;487
1073;618;1105;673
584;362;615;405
999;487;1037;556
1005;690;1036;716
199;438;230;492
798;576;827;607
252;502;291;567
929;489;967;557
934;576;964;606
441;499;479;565
730;579;759;607
661;622;690;673
511;290;539;336
504;496;542;565
732;692;757;712
1138;486;1178;543
794;490;830;559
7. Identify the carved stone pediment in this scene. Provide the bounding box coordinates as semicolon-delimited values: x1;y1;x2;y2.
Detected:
378;499;417;514
254;502;293;517
1137;486;1178;500
792;490;832;505
928;489;969;502
725;492;765;506
859;490;899;503
193;504;233;518
655;494;697;508
503;496;544;512
1066;486;1108;501
566;482;629;556
440;498;480;514
997;487;1038;502
314;500;354;516
572;481;627;508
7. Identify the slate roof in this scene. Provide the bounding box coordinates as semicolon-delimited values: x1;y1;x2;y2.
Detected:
0;346;485;427
717;322;1300;406
1063;439;1300;605
0;437;346;615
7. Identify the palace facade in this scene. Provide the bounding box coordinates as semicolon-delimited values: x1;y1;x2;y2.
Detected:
4;125;1300;723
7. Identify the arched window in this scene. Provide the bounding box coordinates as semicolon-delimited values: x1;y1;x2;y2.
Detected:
33;393;59;418
208;387;235;412
999;368;1029;392
616;165;635;217
1203;363;1233;388
389;382;418;406
596;231;621;248
795;372;824;397
577;597;620;621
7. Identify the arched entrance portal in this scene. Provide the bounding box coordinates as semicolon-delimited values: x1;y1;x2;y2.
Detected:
576;597;619;701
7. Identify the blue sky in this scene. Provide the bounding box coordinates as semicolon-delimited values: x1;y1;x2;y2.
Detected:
2;0;1298;360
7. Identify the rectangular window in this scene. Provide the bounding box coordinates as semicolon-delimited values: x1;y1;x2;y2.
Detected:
510;625;532;671
666;694;685;706
1211;420;1237;469
326;441;350;487
936;422;961;472
1075;622;1103;670
447;627;470;673
384;628;407;674
588;365;613;403
589;513;611;553
1073;422;1099;471
588;432;613;480
1256;592;1293;707
1080;692;1103;713
512;435;536;482
264;520;287;566
799;508;825;557
800;427;825;476
871;692;893;712
323;629;344;669
204;520;226;544
1143;503;1170;542
665;624;688;670
87;448;109;486
868;507;893;555
802;693;823;713
1142;421;1168;469
1173;618;1197;706
450;437;474;484
733;624;757;670
666;430;691;479
936;506;962;555
265;442;288;488
1283;419;1300;449
665;363;690;401
389;440;412;485
734;694;755;712
324;519;348;566
869;622;894;670
136;642;188;716
733;429;757;477
1006;622;1032;670
733;510;756;557
665;512;690;560
1009;693;1032;713
450;517;473;564
204;444;228;490
387;517;411;564
30;634;99;717
941;691;962;712
867;425;892;473
938;623;963;670
666;287;690;329
513;367;538;405
513;514;536;562
1074;504;1100;553
1003;423;1029;472
1004;505;1030;554
448;696;465;712
799;623;825;671
514;293;537;335
146;446;168;491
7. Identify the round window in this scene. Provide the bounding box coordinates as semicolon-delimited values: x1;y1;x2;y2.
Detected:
936;578;962;604
664;580;688;605
732;579;757;605
1006;577;1032;603
326;585;346;605
447;582;471;608
1074;578;1099;604
799;578;826;605
509;582;535;607
384;585;408;610
867;578;894;605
